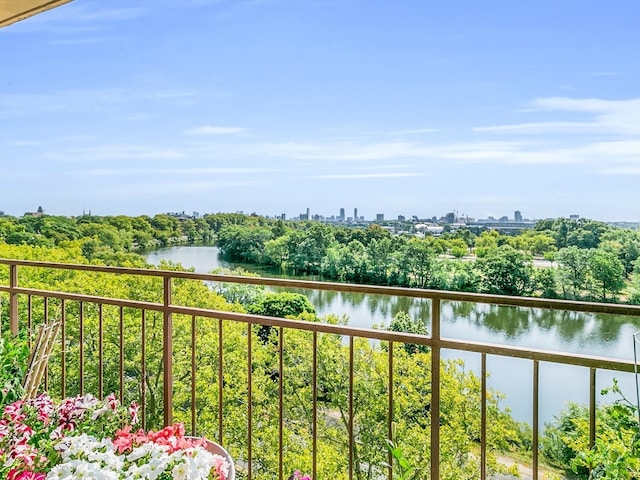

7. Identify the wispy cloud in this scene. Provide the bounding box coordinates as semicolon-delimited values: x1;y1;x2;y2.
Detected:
0;88;197;117
312;172;425;179
87;167;271;177
475;97;640;135
42;144;185;162
184;126;246;135
384;128;440;136
5;4;145;34
101;179;270;197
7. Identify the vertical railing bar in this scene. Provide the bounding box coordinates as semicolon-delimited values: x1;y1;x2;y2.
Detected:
312;331;318;480
27;295;33;349
9;263;17;335
119;306;124;404
61;299;66;399
44;296;48;391
349;336;354;480
141;309;146;431
481;353;487;480
99;303;103;400
388;341;394;480
247;323;253;480
533;360;539;480
191;315;196;436
430;297;441;480
589;367;596;450
162;275;173;427
218;318;223;443
279;326;284;480
79;302;84;395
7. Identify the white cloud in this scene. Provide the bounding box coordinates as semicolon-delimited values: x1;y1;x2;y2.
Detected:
87;167;271;177
184;126;246;135
312;173;425;179
476;97;640;136
42;144;185;162
0;88;197;117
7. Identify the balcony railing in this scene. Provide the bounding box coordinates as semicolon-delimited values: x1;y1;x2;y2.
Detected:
1;258;638;479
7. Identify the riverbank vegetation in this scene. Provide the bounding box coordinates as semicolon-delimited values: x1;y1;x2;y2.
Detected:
1;212;638;303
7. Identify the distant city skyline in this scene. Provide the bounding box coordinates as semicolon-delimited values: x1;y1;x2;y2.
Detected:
1;1;638;222
0;203;605;226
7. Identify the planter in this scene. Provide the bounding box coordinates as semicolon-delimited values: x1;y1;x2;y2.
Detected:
186;436;236;480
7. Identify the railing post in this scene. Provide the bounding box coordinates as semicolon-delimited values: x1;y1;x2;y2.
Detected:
163;275;173;427
9;263;18;335
431;297;441;480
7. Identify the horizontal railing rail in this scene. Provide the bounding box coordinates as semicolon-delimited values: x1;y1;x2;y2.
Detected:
1;258;639;480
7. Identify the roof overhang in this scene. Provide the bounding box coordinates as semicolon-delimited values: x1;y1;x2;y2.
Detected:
0;0;73;28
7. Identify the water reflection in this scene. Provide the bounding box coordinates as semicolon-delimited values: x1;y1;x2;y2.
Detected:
445;301;639;358
145;245;640;424
146;246;640;358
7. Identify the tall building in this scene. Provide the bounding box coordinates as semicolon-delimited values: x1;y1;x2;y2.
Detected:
354;208;358;221
339;208;345;221
376;213;384;222
514;210;522;222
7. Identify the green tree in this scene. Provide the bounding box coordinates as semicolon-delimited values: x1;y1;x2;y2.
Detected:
555;247;592;298
477;245;534;296
588;249;625;301
474;230;500;258
398;238;437;288
386;311;429;354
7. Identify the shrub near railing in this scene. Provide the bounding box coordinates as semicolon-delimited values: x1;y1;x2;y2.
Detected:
0;332;29;406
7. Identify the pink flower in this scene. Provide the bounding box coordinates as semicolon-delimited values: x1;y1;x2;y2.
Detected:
3;401;25;421
113;425;135;454
289;471;312;480
7;470;46;480
213;454;229;480
129;402;140;425
106;393;119;410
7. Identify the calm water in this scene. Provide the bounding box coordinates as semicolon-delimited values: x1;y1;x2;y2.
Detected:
146;246;640;425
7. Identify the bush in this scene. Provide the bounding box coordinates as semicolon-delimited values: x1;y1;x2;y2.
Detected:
0;332;30;407
541;380;640;479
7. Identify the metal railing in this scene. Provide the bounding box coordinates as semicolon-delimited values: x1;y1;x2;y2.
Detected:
1;258;638;480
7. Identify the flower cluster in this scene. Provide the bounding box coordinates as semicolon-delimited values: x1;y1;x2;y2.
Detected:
288;470;312;480
0;393;229;480
48;431;229;480
0;392;130;477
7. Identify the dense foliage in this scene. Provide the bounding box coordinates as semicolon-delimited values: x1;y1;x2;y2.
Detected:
1;212;637;302
1;212;638;478
542;380;640;479
0;240;532;479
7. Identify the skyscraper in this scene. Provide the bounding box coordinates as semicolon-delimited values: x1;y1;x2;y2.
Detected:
354;208;358;221
339;208;345;221
514;210;522;222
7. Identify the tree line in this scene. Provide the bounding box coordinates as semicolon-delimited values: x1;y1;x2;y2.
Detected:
214;217;640;303
1;212;638;302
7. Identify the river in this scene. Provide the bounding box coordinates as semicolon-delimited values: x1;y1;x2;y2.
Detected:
145;245;640;426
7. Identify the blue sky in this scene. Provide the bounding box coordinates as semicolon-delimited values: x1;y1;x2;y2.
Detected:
1;0;639;222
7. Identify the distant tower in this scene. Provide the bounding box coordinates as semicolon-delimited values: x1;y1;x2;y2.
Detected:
514;210;522;222
354;208;358;221
339;208;345;221
376;213;384;222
